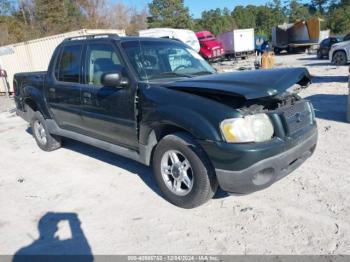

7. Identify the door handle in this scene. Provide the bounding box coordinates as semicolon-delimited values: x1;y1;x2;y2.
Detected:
49;88;55;92
82;92;92;104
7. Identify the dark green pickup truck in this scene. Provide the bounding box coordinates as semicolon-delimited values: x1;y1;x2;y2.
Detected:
14;34;317;208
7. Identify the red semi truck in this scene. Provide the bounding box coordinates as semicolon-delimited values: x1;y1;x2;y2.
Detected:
195;31;224;61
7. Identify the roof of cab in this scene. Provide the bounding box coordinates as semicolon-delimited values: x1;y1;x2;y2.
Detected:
62;34;181;43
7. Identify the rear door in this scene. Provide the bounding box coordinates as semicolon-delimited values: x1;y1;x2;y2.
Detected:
79;41;138;149
46;43;84;132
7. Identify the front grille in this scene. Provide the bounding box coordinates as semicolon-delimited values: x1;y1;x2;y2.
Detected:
213;49;220;57
277;101;313;135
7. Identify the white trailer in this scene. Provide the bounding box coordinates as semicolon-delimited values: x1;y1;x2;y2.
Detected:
216;29;255;59
138;28;200;53
0;29;125;93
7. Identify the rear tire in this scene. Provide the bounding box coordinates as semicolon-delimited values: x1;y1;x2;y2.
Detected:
274;47;280;55
30;111;61;152
333;51;347;65
152;132;218;208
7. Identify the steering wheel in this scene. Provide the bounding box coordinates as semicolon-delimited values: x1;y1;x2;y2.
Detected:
173;65;188;71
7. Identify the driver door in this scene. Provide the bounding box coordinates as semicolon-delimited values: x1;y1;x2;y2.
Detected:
80;41;138;149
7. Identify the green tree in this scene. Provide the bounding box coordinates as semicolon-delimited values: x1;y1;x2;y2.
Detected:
327;0;350;34
289;0;311;22
148;0;193;28
34;0;84;35
230;3;286;39
195;8;236;35
231;5;256;29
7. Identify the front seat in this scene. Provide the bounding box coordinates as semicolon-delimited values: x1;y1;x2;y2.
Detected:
93;58;118;86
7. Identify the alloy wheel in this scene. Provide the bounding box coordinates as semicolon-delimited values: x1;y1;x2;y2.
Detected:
160;150;194;196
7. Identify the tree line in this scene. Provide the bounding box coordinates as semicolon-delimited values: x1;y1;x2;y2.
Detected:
0;0;349;46
0;0;148;46
148;0;350;37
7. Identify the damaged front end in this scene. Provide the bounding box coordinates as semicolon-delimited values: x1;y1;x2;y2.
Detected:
166;68;317;194
165;67;311;113
163;67;315;145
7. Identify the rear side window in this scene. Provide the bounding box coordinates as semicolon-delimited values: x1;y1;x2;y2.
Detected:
55;45;82;83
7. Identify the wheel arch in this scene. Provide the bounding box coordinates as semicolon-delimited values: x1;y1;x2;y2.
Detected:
22;85;51;119
139;124;197;166
24;98;39;112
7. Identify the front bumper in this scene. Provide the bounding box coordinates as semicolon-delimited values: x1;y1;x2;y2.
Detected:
200;127;317;194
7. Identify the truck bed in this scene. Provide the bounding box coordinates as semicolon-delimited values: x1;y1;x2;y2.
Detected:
15;71;46;82
14;71;46;93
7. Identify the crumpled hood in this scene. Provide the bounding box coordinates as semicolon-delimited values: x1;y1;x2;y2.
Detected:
165;67;311;100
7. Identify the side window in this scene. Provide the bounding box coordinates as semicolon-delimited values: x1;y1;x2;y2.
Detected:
55;45;82;83
330;38;338;44
86;43;122;86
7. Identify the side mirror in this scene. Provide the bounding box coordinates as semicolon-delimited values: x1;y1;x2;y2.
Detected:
101;72;129;87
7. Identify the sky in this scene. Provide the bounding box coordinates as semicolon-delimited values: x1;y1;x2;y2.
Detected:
117;0;269;18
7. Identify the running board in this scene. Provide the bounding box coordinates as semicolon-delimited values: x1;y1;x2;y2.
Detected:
46;119;146;165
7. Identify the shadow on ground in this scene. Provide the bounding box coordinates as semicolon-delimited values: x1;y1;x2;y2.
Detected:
305;62;334;67
25;128;229;200
13;212;93;262
306;94;348;123
312;75;348;83
298;57;320;61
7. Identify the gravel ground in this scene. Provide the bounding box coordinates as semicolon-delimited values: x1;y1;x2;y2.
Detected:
0;53;349;256
0;96;15;113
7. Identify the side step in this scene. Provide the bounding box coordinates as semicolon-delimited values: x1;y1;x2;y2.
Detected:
46;119;146;165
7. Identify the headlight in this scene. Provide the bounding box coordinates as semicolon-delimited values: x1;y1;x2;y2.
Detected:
220;113;274;143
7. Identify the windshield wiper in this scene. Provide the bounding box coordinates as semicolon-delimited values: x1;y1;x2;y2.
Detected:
149;72;193;80
191;71;215;76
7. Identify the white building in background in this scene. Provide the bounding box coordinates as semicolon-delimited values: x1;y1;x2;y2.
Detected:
0;29;125;93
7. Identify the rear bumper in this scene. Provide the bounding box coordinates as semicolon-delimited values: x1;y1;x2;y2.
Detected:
214;130;317;194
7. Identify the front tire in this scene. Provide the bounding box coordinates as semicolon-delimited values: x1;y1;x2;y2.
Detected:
30;111;61;151
152;132;218;208
317;50;323;59
333;51;347;65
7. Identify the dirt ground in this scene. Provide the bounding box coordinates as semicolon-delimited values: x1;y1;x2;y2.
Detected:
0;53;349;255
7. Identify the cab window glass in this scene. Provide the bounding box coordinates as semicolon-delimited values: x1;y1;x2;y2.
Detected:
55;45;82;83
86;43;122;86
168;48;192;70
122;40;214;81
